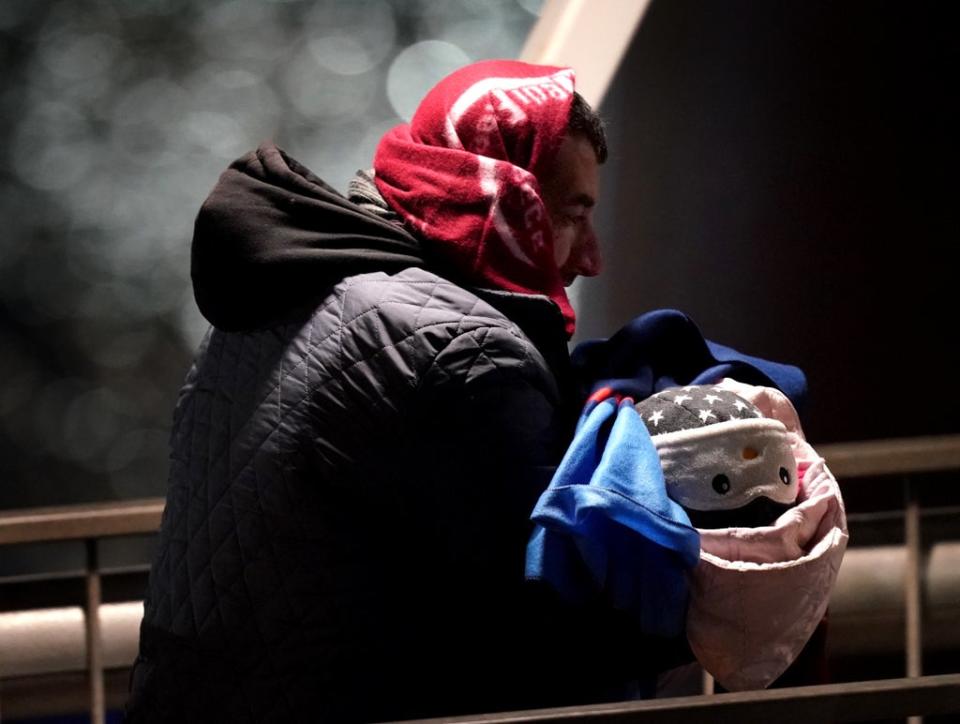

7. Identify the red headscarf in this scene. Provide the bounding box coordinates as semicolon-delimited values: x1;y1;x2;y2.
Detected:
374;60;578;335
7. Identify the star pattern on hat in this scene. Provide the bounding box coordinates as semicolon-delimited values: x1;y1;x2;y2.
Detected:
634;385;765;436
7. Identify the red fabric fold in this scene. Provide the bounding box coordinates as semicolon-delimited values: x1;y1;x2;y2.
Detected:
374;60;578;336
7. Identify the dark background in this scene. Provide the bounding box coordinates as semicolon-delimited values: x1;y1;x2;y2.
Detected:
0;0;538;511
578;0;957;445
1;0;957;514
1;2;956;709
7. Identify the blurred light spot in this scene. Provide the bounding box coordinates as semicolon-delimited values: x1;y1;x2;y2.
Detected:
183;66;279;142
11;101;95;191
78;282;140;322
516;0;545;16
387;40;471;121
77;268;183;322
62;387;127;464
303;0;396;69
38;32;122;82
0;0;34;30
12;140;96;192
63;170;194;294
309;36;377;76
132;267;186;316
413;0;512;38
113;0;182;17
18;250;88;322
438;16;529;63
36;1;86;32
63;176;124;232
110;78;187;166
105;429;146;472
31;378;87;454
88;329;157;370
112;78;186;124
211;67;261;89
196;0;286;62
282;47;378;121
180;110;245;159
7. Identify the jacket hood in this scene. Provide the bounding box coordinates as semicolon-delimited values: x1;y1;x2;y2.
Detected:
191;141;425;331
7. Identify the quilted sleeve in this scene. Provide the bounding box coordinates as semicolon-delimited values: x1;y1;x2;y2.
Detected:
407;324;690;704
412;324;566;570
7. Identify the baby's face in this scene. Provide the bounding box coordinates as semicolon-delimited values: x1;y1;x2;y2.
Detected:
634;385;799;528
654;418;799;527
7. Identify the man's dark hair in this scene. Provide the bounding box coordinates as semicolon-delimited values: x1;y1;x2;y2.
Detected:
568;92;608;163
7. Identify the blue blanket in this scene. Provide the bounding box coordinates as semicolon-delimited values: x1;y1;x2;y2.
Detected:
526;309;806;638
572;308;806;413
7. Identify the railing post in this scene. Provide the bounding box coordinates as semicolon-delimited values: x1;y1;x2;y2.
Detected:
701;670;714;695
85;537;105;724
904;477;924;724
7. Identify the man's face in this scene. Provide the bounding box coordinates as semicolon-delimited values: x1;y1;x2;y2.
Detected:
538;134;602;286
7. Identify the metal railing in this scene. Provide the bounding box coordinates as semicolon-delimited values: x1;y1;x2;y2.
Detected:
1;435;958;723
820;434;960;724
403;674;960;724
0;499;163;723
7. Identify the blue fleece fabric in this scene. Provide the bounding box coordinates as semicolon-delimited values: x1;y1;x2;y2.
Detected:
571;308;807;412
526;309;808;639
526;396;701;638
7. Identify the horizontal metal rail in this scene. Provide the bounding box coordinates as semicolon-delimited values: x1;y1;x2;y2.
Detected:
817;434;960;478
0;498;164;546
0;669;132;720
398;674;960;724
0;435;956;547
3;541;956;680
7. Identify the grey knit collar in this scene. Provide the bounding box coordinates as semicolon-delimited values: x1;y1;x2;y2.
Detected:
347;169;403;225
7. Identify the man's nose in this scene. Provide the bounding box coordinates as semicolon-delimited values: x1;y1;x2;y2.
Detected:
574;227;602;277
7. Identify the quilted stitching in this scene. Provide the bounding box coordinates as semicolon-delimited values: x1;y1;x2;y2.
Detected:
140;267;555;719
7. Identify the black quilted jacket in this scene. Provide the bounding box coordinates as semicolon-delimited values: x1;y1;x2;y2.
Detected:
126;145;658;723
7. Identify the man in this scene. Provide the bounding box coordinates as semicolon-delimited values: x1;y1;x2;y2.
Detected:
127;60;652;723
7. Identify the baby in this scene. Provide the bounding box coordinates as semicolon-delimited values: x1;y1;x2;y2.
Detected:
527;378;847;691
633;385;799;529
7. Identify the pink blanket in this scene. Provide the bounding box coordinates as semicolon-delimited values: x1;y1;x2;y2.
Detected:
685;379;848;690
